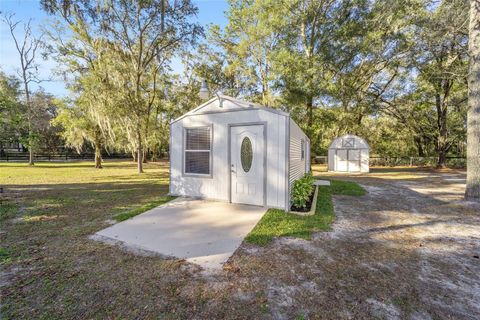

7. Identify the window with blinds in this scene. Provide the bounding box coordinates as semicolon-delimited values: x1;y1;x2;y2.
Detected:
184;127;211;175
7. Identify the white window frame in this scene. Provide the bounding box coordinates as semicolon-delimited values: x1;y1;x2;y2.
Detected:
182;125;213;177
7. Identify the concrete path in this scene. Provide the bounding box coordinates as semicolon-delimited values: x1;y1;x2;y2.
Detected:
314;179;331;186
95;198;266;270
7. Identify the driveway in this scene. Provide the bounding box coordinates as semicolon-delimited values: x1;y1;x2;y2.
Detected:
94;198;266;270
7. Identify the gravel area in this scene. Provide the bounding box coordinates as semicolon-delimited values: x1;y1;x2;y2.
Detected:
226;168;480;319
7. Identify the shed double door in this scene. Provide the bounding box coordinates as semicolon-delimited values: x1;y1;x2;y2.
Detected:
230;125;265;206
336;149;360;172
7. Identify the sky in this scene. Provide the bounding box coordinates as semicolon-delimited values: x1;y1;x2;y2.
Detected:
0;0;229;97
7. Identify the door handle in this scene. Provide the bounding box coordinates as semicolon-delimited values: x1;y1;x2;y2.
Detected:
231;169;236;173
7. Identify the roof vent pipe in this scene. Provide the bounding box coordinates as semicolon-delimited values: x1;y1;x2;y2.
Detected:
199;79;209;100
216;91;223;108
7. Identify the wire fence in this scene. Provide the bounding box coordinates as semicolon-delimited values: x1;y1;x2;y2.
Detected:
312;156;466;168
369;156;465;168
313;156;328;164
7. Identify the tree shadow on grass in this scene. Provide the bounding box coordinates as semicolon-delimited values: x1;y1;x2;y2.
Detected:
1;180;170;229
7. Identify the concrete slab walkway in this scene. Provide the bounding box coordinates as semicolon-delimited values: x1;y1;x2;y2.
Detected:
95;198;266;270
314;179;331;186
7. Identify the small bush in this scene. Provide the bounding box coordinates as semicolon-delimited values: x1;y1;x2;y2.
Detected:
291;173;315;209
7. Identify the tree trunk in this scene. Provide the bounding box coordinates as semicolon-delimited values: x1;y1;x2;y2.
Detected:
305;96;314;140
137;146;144;173
436;147;448;168
93;126;103;169
25;81;34;166
137;132;144;173
94;144;102;169
143;148;148;163
438;152;447;169
435;93;449;168
28;147;34;166
465;0;480;201
414;136;425;157
307;96;313;128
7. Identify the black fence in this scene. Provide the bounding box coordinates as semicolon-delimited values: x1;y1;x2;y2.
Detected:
1;152;466;168
0;152;131;162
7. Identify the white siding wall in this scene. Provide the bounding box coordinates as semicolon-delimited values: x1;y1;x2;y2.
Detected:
288;118;309;205
170;109;289;209
328;149;335;171
306;139;311;171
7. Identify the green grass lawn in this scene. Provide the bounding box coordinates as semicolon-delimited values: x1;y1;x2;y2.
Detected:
0;160;366;318
245;179;366;246
326;179;367;196
0;201;18;222
113;195;176;221
0;161;172;218
0;160;182;319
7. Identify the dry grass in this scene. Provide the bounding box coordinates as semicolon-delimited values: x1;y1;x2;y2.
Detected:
1;161;479;319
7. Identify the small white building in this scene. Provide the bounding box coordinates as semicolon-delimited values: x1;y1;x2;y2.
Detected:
169;94;310;211
328;134;369;173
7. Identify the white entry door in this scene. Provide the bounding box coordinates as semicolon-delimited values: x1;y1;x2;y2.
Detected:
336;149;348;172
348;149;361;172
230;125;265;206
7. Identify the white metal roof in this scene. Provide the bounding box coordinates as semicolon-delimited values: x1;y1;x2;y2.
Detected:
171;94;289;124
329;134;370;150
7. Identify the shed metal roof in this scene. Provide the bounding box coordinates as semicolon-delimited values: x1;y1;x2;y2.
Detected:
170;94;289;124
329;134;370;150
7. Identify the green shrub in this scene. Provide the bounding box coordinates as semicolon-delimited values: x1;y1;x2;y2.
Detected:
291;173;315;209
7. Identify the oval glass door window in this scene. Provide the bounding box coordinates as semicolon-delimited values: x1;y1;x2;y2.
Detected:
240;137;253;172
